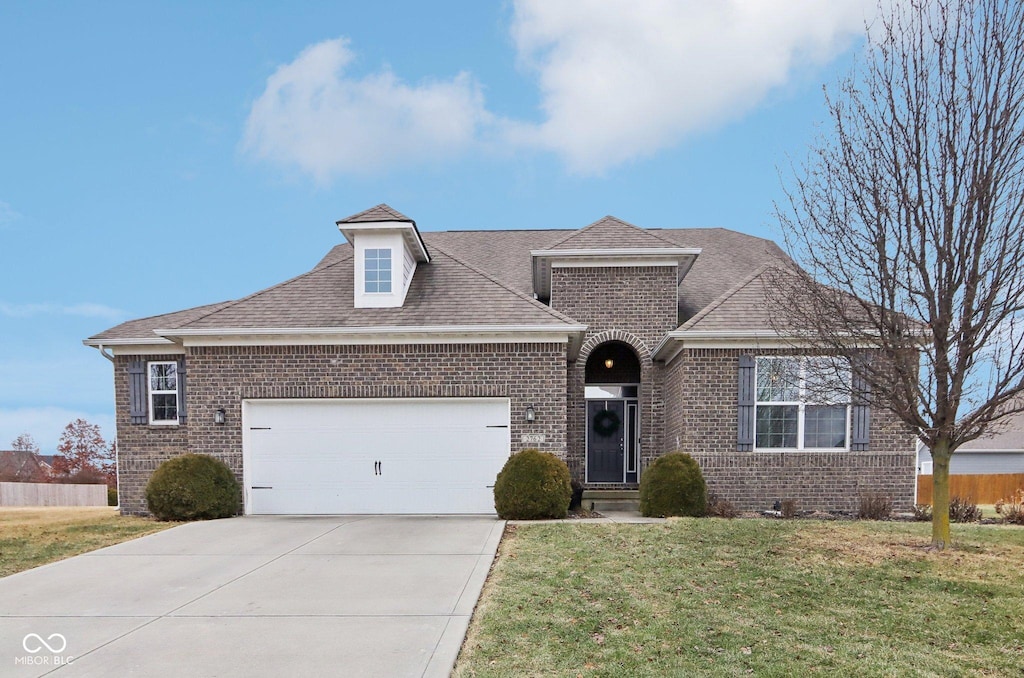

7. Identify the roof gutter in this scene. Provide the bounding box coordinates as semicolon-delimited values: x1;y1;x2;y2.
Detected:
155;324;587;337
653;328;928;362
153;324;589;359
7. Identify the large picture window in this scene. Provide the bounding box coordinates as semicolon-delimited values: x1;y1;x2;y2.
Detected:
148;361;179;425
755;357;849;450
364;248;392;293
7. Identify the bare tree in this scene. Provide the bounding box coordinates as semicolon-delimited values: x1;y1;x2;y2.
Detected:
10;433;40;454
772;0;1024;548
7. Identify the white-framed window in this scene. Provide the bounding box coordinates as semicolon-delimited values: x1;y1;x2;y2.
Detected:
755;356;850;450
364;248;392;293
148;361;179;425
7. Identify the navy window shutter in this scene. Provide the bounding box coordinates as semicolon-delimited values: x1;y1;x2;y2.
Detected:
738;355;755;451
128;361;148;424
177;359;187;424
851;361;871;451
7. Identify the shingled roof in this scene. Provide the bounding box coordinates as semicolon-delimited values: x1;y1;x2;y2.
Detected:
676;263;777;333
315;226;787;322
88;210;792;344
336;203;413;224
87;301;235;342
959;404;1024;452
167;245;579;331
546;216;680;250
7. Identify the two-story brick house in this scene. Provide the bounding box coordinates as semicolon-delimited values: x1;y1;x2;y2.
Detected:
86;204;917;515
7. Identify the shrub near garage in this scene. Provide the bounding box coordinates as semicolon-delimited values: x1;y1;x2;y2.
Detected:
145;454;241;521
639;451;707;517
493;449;572;520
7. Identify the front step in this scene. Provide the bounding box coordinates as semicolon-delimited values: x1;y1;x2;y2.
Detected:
581;490;640;513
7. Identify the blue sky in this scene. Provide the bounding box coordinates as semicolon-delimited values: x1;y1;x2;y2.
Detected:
0;0;878;452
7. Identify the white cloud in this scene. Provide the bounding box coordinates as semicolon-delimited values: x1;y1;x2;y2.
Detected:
0;407;115;455
0;301;126;320
242;38;492;181
243;1;878;178
0;201;20;229
508;0;876;172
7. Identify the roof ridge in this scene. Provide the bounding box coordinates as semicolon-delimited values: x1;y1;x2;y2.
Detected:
544;215;622;249
426;242;582;326
337;203;413;224
546;215;682;250
677;261;780;331
173;251;355;330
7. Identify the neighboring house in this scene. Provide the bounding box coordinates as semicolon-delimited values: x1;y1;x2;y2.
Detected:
0;450;48;482
36;455;57;474
86;205;917;516
918;408;1024;475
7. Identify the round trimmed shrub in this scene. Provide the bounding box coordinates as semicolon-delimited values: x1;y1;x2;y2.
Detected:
639;452;707;517
145;454;241;521
493;449;572;520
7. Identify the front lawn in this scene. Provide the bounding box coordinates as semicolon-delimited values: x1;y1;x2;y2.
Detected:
0;506;174;577
455;519;1024;677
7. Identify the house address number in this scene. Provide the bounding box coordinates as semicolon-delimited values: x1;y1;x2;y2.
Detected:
520;433;546;444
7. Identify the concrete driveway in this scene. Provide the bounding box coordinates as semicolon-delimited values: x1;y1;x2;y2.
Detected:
1;515;504;677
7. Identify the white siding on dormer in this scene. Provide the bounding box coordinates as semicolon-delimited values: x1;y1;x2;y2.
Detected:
403;245;416;295
353;231;405;308
352;230;419;308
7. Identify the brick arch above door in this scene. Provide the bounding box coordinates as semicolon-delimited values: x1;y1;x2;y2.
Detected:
579;330;651;363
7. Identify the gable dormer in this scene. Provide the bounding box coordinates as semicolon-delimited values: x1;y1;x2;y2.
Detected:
337;204;430;308
530;216;701;302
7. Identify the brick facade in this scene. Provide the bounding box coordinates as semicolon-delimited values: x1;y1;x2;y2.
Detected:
115;343;567;514
550;266;678;486
113;354;190;515
113;269;917;516
661;347;917;511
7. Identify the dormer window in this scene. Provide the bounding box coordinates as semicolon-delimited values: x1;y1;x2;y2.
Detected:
337;205;430;308
364;248;393;293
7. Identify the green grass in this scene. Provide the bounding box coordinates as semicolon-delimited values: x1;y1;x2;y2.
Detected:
0;507;174;577
455;519;1024;677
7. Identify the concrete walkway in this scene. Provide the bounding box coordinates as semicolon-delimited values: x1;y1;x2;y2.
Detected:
1;515;504;678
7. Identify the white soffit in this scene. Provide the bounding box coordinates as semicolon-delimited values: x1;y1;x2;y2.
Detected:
152;324;588;358
337;220;430;263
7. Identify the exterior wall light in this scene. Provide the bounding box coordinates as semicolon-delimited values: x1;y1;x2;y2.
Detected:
524;405;536;422
214;408;226;425
605;358;615;369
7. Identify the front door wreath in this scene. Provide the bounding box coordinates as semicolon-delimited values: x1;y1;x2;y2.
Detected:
592;409;621;438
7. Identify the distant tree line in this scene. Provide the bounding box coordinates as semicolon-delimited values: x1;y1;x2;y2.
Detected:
1;419;115;487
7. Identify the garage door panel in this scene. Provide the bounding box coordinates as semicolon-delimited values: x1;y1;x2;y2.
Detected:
244;398;510;515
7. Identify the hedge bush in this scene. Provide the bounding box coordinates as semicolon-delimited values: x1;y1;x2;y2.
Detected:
145;454;240;521
639;452;707;517
493;449;572;520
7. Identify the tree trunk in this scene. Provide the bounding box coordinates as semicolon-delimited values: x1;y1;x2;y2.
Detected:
930;440;952;549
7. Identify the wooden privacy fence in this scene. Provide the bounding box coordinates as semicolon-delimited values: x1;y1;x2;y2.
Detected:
917;473;1024;505
0;482;108;507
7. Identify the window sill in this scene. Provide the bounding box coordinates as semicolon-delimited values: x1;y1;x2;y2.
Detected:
752;447;850;453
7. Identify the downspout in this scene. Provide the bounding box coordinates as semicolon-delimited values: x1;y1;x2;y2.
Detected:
96;343;118;508
96;344;114;362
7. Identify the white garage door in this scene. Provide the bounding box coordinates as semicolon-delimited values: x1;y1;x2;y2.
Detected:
243;398;510;514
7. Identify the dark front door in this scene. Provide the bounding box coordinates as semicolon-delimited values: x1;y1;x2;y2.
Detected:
587;400;626;482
